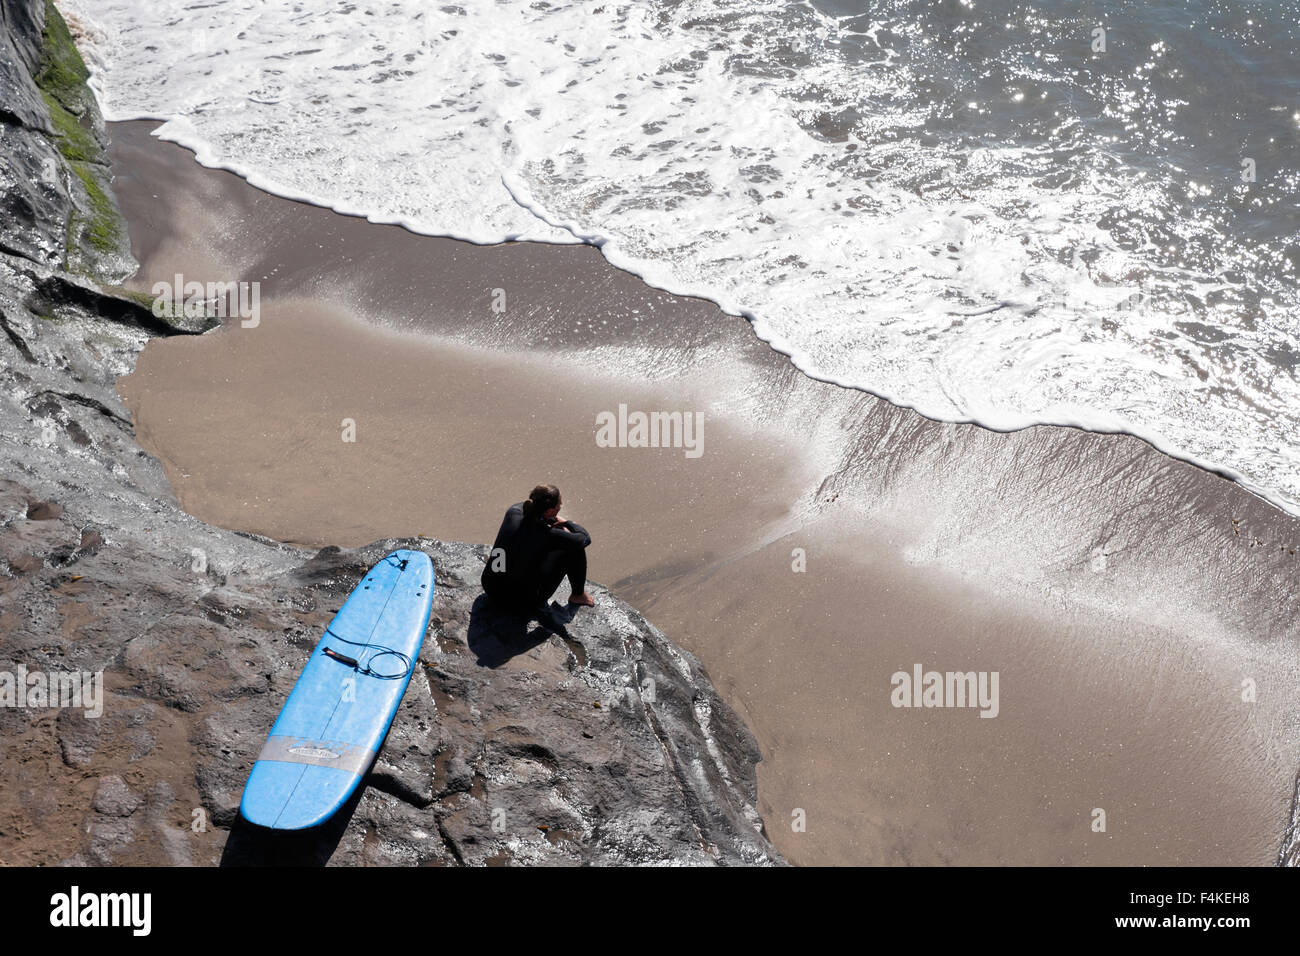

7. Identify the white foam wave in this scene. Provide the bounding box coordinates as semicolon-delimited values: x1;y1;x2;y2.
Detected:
61;0;1300;514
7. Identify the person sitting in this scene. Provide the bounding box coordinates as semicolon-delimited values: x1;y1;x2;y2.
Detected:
481;484;595;612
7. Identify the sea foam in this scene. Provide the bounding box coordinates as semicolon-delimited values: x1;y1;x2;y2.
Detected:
62;0;1300;514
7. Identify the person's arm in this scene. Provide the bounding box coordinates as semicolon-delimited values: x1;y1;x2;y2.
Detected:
547;517;591;548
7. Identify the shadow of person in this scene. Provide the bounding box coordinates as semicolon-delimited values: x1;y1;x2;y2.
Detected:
543;602;580;627
466;592;573;668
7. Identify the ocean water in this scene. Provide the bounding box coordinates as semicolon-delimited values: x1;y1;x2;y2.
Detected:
62;0;1300;511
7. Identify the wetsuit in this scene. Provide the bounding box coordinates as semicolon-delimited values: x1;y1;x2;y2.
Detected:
481;502;591;609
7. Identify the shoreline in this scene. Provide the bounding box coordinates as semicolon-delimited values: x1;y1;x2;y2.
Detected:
100;111;1300;523
109;119;1300;866
82;114;1300;523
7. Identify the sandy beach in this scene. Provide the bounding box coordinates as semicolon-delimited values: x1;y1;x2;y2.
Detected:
111;120;1300;866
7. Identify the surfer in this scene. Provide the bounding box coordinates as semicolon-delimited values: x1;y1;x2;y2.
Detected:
482;484;596;611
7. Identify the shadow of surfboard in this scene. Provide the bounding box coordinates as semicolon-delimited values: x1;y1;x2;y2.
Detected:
219;718;405;866
219;773;367;866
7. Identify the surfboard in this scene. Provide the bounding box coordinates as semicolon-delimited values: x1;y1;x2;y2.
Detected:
239;549;434;830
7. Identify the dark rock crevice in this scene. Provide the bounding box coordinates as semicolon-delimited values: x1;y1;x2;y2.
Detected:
24;268;218;335
0;304;35;360
26;388;132;428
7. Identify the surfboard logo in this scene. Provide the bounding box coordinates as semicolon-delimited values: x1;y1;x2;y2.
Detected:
288;744;341;760
255;734;378;775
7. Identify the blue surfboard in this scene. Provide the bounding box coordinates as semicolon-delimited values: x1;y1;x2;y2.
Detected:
239;549;434;829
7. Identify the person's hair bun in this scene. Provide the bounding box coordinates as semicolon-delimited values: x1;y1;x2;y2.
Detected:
525;484;561;518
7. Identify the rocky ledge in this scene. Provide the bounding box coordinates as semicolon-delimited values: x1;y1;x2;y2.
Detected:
0;0;781;865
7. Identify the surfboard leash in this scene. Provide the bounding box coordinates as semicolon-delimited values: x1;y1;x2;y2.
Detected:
321;629;413;680
319;551;421;678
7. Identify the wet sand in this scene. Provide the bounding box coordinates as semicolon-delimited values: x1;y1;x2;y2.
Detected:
111;120;1300;866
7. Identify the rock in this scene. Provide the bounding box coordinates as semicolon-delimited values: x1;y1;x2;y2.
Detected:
25;498;61;520
55;707;100;767
0;2;52;135
2;1;50;82
0;469;781;864
0;0;134;279
91;775;140;817
0;123;70;267
84;815;135;864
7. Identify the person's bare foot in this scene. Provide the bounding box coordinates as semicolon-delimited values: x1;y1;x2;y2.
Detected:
568;592;595;607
